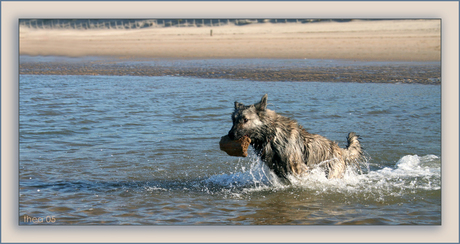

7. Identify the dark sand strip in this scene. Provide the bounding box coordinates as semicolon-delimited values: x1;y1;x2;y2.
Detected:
20;60;440;84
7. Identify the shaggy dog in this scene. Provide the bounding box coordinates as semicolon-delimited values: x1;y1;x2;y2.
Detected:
227;94;363;181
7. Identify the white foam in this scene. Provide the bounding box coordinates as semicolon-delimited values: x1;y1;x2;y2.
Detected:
209;154;441;196
145;186;168;192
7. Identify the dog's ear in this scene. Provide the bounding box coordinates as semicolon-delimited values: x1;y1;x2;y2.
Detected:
234;101;245;110
255;94;268;111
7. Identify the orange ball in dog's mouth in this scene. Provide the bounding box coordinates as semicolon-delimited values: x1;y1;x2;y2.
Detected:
219;135;251;157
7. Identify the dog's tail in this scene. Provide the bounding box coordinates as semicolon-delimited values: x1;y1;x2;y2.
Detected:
344;132;363;166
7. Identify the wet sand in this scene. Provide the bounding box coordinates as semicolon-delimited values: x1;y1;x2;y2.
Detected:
20;59;440;84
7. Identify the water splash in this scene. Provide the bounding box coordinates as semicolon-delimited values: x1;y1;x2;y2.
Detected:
204;154;440;199
204;156;277;190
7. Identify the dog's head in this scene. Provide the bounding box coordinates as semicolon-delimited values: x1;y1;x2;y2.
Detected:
228;94;268;141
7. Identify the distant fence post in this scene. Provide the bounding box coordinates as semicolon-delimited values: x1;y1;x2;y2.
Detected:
18;18;312;30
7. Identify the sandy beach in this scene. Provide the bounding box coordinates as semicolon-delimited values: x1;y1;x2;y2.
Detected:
20;19;440;61
19;19;441;84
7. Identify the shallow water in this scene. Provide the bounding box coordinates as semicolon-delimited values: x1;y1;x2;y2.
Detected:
19;69;441;225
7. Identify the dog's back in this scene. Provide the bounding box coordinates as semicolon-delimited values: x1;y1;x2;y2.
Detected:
228;94;363;181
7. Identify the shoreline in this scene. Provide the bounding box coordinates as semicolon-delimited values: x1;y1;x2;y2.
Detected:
19;19;442;84
20;58;441;84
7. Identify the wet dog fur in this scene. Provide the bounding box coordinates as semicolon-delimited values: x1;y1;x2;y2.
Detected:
227;94;363;182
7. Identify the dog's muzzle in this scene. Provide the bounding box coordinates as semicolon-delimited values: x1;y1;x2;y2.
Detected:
228;125;241;140
228;125;248;141
228;127;236;140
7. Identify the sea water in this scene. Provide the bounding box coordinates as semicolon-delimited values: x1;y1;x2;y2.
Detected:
19;71;440;225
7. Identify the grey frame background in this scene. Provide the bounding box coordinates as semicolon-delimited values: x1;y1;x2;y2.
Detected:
3;1;458;243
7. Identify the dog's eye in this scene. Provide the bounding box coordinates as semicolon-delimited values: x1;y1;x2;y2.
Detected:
243;118;249;123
